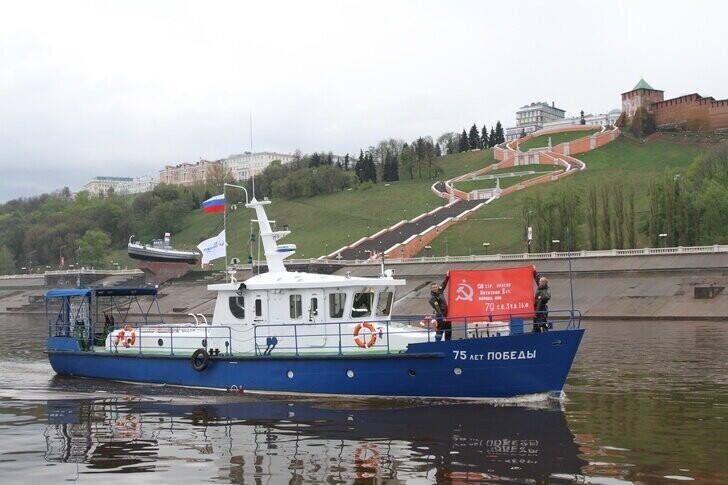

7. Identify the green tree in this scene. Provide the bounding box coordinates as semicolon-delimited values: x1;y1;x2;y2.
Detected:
600;185;612;249
0;245;15;274
77;229;111;268
489;127;496;147
647;177;660;246
494;121;505;144
481;125;489;150
437;132;459;155
399;143;414;180
613;180;624;248
458;130;469;153
468;123;480;150
696;180;728;242
626;183;636;248
631;107;656;138
585;183;599;250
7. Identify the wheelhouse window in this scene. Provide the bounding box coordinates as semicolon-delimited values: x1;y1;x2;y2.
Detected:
329;292;346;318
289;294;302;319
229;296;245;319
351;292;373;318
376;291;394;317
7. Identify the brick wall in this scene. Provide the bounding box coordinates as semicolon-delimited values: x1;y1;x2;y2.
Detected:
709;100;728;131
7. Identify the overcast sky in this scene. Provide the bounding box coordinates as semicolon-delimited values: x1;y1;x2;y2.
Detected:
1;0;726;202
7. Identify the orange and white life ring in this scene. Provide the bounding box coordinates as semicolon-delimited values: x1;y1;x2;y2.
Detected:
353;322;377;348
115;326;136;348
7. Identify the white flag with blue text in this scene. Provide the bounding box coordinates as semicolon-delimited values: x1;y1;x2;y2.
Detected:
197;230;226;265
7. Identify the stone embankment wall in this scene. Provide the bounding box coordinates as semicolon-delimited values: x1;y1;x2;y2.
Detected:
4;253;726;320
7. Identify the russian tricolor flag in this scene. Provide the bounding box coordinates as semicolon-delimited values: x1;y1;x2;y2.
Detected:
202;194;225;213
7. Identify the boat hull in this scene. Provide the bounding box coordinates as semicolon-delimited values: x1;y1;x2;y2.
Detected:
47;329;584;399
127;245;198;264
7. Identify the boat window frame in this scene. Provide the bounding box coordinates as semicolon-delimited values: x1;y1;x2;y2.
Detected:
328;292;346;319
289;294;303;319
229;296;245;319
351;291;374;319
376;290;394;317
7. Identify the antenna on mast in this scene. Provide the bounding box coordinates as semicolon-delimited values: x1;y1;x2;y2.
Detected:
250;112;255;198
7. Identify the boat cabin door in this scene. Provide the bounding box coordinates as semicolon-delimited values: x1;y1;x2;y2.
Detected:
252;293;266;325
303;290;326;347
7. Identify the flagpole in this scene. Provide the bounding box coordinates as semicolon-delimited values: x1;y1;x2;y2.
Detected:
223;183;228;281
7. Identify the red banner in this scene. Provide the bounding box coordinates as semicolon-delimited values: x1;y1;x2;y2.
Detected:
447;266;536;319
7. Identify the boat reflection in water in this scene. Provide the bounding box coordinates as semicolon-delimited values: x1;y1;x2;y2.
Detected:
44;387;586;482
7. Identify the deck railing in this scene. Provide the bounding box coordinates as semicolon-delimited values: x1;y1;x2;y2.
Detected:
48;309;581;357
251;309;581;357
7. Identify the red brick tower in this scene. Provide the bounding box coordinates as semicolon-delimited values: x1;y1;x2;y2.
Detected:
621;78;664;123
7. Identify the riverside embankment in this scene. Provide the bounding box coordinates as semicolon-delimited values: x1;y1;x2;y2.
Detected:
2;251;727;320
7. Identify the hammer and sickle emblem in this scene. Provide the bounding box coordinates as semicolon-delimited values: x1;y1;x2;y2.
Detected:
455;283;474;302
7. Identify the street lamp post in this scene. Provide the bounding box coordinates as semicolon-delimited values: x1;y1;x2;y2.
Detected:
482;242;490;255
658;233;667;248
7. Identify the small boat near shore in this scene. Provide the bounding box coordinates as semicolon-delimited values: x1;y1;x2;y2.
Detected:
46;194;584;400
127;233;199;264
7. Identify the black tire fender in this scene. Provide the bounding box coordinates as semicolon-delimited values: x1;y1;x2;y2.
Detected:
191;348;210;372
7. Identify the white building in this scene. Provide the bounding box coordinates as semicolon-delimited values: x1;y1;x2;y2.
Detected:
541;109;622;131
82;176;157;197
505;102;566;141
224;152;296;181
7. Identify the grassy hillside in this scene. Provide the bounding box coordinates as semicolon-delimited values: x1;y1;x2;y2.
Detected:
129;149;497;265
453;165;557;192
425;137;705;256
518;129;599;151
109;137;708;267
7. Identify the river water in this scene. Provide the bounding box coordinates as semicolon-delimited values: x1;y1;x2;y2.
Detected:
0;314;725;484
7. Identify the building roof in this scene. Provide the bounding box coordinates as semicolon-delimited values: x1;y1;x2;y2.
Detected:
622;78;664;95
632;78;654;90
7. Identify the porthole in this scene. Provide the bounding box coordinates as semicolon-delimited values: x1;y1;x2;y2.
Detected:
346;370;354;378
454;367;462;376
408;368;416;376
201;339;207;348
157;338;164;347
287;370;294;379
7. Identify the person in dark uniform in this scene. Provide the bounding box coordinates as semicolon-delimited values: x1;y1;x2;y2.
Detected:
429;275;452;341
533;271;551;332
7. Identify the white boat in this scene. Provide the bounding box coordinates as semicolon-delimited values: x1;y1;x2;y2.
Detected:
127;233;199;264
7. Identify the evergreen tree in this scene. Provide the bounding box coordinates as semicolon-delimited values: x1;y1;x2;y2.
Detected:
382;151;400;182
489;127;496;147
481;125;489;149
494;121;505;144
343;153;350;170
435;143;442;157
458;129;469;153
310;152;321;168
355;150;365;182
326;152;334;166
365;153;377;183
468;123;480;150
